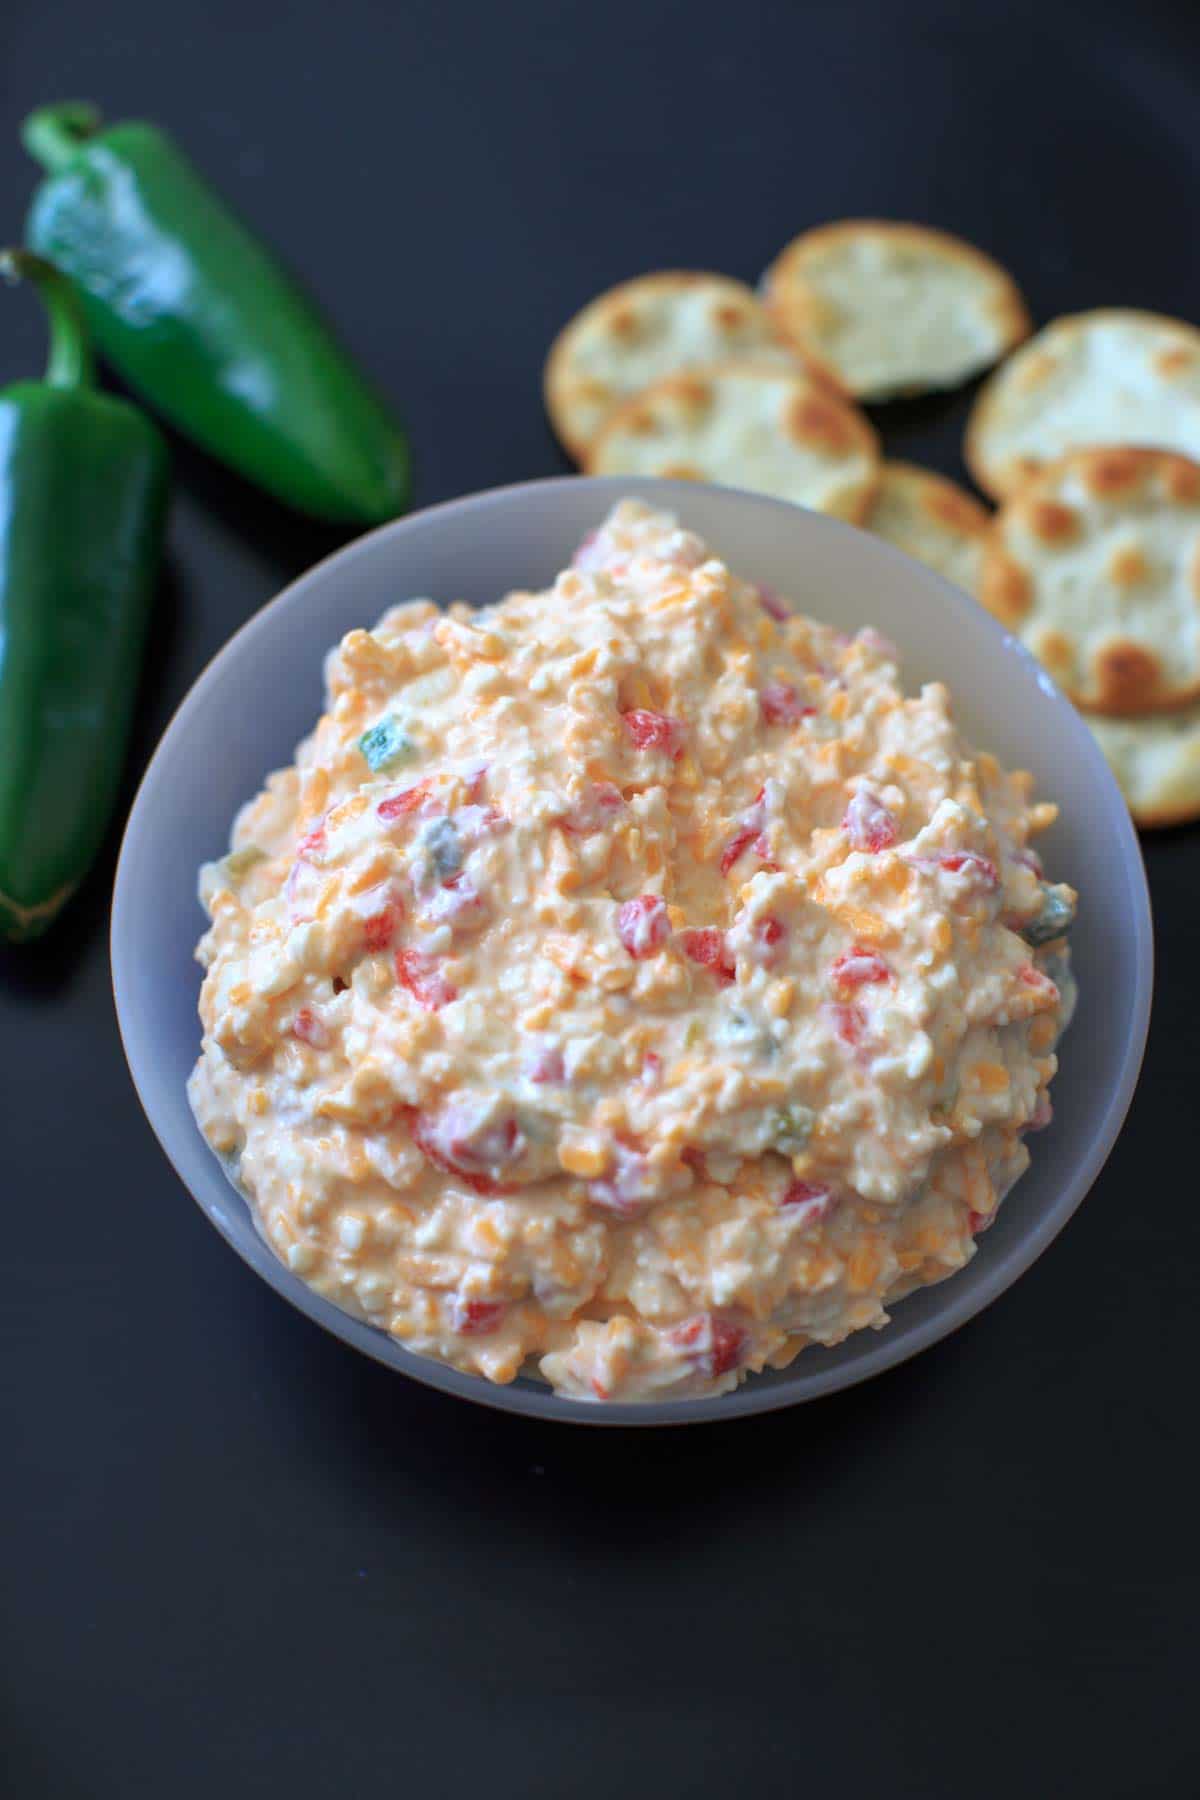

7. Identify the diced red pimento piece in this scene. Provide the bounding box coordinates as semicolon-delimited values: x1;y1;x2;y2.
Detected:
679;927;736;984
939;851;999;889
831;946;891;990
295;822;327;859
451;1296;505;1336
757;584;791;622
378;781;435;823
827;1001;866;1048
753;915;787;965
669;1313;746;1381
709;1323;744;1378
465;765;489;804
781;1179;834;1228
968;1209;996;1236
480;1117;522;1162
1017;963;1058;998
760;682;814;726
617;895;671;958
363;901;402;953
410;1108;518;1195
291;1007;330;1049
556;782;624;835
843;787;897;854
588;1139;654;1219
528;1046;565;1084
670;1314;708;1350
395;947;457;1011
720;821;760;876
639;1051;662;1086
621;709;685;756
720;786;772;876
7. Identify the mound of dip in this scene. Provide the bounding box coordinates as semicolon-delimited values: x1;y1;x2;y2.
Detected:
189;501;1076;1403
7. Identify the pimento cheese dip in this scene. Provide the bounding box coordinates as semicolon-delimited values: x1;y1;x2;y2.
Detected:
189;501;1076;1404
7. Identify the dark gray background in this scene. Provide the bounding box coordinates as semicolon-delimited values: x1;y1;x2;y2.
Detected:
2;2;1196;1794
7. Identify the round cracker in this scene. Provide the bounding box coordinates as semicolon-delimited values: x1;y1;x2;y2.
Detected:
544;271;809;462
761;220;1030;401
966;309;1200;499
865;461;991;595
1086;703;1200;827
585;363;880;522
979;447;1200;715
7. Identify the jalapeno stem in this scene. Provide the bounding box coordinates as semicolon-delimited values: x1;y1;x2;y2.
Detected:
21;102;103;175
0;249;94;391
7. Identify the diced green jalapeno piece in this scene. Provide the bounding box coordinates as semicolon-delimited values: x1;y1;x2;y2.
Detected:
1021;882;1075;946
421;816;462;879
359;715;415;773
772;1103;815;1154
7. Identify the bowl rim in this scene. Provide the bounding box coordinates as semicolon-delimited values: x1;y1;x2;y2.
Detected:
111;474;1154;1426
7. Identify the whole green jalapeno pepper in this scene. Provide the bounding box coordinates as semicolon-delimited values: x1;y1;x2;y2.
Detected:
0;250;168;942
23;102;411;525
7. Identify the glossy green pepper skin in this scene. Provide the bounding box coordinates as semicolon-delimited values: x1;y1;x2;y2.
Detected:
0;251;168;941
23;103;411;525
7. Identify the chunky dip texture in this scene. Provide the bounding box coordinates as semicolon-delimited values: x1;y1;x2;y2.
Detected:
189;501;1076;1403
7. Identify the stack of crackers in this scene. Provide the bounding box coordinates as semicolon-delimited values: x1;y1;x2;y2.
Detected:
544;222;1200;828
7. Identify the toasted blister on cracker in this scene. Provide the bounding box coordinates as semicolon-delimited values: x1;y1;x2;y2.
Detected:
586;364;880;521
544;271;809;462
761;220;1030;401
1086;704;1200;828
980;447;1200;715
966;309;1200;499
865;462;991;595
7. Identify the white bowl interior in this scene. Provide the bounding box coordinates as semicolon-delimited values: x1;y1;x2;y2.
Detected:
112;477;1152;1424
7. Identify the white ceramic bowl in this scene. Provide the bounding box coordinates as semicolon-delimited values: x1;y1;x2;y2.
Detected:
112;477;1153;1425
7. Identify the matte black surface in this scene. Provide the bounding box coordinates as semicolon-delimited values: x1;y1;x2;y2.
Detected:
2;3;1196;1794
